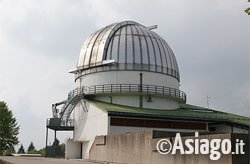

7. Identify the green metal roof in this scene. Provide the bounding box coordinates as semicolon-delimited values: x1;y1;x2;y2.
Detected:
88;99;250;127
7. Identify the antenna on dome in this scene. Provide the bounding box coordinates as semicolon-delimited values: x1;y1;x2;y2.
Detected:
207;96;210;109
146;25;158;30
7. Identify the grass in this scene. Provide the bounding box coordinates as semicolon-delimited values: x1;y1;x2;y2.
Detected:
0;160;6;164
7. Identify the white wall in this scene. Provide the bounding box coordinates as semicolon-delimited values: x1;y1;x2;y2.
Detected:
77;71;179;89
65;139;81;159
210;124;249;134
73;102;108;159
95;95;180;109
74;102;108;140
232;127;249;134
109;126;208;134
81;140;94;159
75;71;182;110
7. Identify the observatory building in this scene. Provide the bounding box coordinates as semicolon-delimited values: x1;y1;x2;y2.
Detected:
46;21;250;160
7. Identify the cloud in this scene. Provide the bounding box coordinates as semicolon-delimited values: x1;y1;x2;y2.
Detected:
0;0;249;149
0;0;97;59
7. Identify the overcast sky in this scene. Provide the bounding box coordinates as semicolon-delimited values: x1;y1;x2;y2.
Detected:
0;0;249;150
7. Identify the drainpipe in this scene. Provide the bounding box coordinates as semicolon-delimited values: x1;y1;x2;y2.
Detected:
139;73;143;108
45;126;48;158
109;96;113;104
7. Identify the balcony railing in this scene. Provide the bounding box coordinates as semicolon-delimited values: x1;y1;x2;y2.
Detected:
46;118;74;130
68;84;186;102
48;84;186;130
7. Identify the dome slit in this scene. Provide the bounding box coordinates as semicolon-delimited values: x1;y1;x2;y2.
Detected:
75;21;180;81
94;26;110;64
134;26;143;69
144;28;157;72
125;25;128;69
157;36;168;73
164;40;176;76
116;28;122;68
151;32;164;72
130;25;135;69
161;38;174;76
88;28;105;67
107;35;115;60
139;26;151;70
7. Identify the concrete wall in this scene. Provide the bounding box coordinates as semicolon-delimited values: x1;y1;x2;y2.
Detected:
89;131;249;164
109;125;208;134
210;124;249;134
77;71;179;89
73;102;108;159
232;127;249;134
74;102;108;140
76;71;181;109
95;95;180;109
65;139;81;159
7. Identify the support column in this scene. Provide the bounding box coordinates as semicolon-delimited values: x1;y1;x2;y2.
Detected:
45;127;48;158
54;130;57;141
139;73;143;108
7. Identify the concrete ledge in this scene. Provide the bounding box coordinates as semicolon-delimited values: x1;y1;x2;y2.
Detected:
12;154;42;157
89;130;249;164
0;158;14;164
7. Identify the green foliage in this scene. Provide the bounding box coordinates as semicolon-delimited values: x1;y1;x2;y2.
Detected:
27;142;35;152
17;144;25;154
27;149;39;154
37;148;46;156
0;160;7;164
3;147;15;156
0;101;19;155
46;138;65;158
245;8;250;15
16;142;46;156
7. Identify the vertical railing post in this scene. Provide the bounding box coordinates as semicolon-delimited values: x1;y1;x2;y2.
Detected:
45;125;48;158
139;73;143;108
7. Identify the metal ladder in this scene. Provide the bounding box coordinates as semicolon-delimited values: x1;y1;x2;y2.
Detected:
52;87;87;127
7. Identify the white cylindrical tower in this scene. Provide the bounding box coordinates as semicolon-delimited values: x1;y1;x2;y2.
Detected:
66;21;187;159
71;21;186;110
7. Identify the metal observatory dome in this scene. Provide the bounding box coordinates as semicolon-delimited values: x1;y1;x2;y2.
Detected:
46;21;250;162
73;21;180;81
50;21;186;129
69;20;186;111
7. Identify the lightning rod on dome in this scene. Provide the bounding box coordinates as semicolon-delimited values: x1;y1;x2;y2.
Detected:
146;25;158;30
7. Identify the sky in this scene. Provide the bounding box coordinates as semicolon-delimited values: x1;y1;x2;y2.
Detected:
0;0;249;150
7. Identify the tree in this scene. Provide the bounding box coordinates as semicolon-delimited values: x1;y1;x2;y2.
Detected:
17;144;25;154
46;138;65;157
0;101;19;155
37;148;46;156
245;8;250;15
27;142;35;152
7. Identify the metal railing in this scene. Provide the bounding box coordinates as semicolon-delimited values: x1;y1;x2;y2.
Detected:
87;84;186;102
64;84;186;102
49;84;186;129
65;84;186;102
74;63;180;82
46;118;74;128
67;86;88;99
